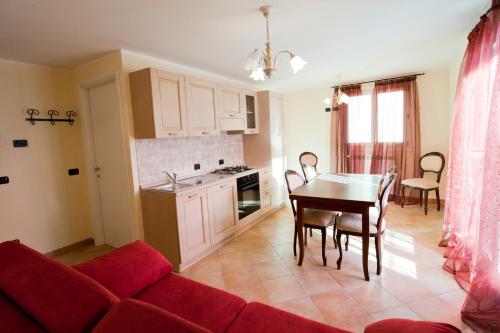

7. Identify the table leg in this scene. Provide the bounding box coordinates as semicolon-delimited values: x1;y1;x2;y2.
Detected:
362;207;370;281
297;201;305;266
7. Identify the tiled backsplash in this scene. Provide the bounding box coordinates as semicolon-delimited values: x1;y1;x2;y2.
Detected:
135;133;244;186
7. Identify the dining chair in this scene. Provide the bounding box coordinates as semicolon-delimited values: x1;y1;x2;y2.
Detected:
285;170;337;266
400;152;445;215
299;152;318;183
342;166;396;252
336;173;396;275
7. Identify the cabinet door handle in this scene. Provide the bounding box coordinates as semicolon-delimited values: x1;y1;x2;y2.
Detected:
168;132;177;136
202;131;209;135
187;193;198;199
219;185;226;189
229;114;234;117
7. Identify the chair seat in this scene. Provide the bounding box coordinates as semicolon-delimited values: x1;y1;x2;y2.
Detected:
302;209;336;227
401;177;439;190
336;209;384;234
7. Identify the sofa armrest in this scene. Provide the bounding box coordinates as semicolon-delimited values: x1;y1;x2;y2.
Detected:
75;241;172;299
92;299;212;333
364;319;461;333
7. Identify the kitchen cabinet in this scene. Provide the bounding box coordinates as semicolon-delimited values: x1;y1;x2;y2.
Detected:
243;91;286;209
206;180;238;244
243;91;259;134
129;68;188;138
260;167;272;214
176;189;211;261
219;86;244;119
185;77;220;136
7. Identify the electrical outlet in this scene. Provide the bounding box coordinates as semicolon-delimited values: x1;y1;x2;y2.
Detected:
68;168;79;176
13;139;28;148
219;159;224;165
194;163;200;170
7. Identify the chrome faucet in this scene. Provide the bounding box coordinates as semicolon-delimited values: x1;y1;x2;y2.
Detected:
162;171;178;184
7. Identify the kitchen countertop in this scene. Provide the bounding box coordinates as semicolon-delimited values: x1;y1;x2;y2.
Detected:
141;167;266;195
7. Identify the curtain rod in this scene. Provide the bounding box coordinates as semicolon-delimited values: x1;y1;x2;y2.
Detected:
330;73;425;89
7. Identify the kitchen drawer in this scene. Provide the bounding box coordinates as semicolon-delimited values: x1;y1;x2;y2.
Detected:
260;167;271;180
260;178;271;191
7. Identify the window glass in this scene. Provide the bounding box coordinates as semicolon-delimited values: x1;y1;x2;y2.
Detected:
347;95;372;143
377;91;404;143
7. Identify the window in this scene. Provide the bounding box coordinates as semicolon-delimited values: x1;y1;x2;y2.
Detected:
347;90;404;143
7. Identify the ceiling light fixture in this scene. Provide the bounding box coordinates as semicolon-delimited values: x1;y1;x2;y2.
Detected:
244;5;307;81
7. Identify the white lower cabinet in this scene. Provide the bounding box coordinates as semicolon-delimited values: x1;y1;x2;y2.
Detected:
141;178;244;272
207;180;238;245
260;168;272;214
177;189;211;262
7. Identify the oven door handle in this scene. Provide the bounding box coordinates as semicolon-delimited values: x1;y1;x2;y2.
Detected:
238;183;260;192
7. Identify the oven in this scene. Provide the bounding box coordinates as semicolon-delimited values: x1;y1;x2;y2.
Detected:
237;171;260;220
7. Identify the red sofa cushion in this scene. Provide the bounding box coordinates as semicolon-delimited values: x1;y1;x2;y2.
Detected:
75;240;172;299
136;273;246;333
0;241;118;333
0;292;48;333
226;302;352;333
92;299;212;333
364;319;461;333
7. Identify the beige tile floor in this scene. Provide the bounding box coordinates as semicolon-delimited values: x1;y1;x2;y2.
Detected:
52;203;473;333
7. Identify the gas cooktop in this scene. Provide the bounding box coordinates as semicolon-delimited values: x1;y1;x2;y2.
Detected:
212;166;253;175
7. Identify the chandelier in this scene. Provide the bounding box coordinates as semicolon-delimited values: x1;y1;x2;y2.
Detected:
244;5;307;81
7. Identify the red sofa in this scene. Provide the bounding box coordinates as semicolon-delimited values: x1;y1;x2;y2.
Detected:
0;240;461;333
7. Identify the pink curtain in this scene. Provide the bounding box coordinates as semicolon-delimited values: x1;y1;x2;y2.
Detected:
442;2;500;331
370;79;421;202
334;85;363;173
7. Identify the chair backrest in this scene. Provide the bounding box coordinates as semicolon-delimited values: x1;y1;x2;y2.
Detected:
284;170;306;216
419;152;445;183
299;152;318;182
376;173;397;231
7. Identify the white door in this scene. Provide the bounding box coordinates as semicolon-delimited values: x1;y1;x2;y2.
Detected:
87;81;133;247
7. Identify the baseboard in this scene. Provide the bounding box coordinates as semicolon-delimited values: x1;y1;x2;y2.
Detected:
45;238;94;256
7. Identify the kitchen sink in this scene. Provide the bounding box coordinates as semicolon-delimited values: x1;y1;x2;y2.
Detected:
149;183;194;192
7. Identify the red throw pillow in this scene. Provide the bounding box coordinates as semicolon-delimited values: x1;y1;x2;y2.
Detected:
365;319;461;333
75;240;173;298
0;241;118;333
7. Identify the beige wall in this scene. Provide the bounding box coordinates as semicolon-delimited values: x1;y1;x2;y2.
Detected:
0;59;92;253
282;87;333;174
282;69;452;199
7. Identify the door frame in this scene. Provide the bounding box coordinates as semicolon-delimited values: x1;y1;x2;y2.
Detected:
78;71;134;245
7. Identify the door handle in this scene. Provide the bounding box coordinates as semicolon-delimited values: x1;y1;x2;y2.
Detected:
94;167;101;172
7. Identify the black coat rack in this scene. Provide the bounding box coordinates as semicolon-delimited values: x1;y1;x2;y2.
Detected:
25;109;77;126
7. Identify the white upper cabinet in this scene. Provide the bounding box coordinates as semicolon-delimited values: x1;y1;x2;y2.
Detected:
185;77;220;136
129;68;188;138
219;86;244;119
129;68;257;137
243;91;259;134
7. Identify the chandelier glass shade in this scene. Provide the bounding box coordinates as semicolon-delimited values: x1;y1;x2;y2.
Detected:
244;5;307;81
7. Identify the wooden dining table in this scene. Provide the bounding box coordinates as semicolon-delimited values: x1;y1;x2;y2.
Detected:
289;173;382;281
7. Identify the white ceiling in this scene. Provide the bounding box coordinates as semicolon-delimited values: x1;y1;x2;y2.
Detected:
0;0;489;92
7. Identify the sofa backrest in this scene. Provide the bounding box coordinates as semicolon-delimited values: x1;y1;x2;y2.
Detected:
92;299;212;333
74;240;173;299
0;241;119;333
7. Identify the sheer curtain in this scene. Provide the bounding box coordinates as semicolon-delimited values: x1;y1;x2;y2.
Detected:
370;79;421;202
442;2;500;331
333;85;363;173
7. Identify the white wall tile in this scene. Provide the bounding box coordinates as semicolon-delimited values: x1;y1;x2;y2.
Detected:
135;133;244;186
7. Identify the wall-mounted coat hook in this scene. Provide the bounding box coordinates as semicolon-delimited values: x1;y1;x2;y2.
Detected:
25;109;77;126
